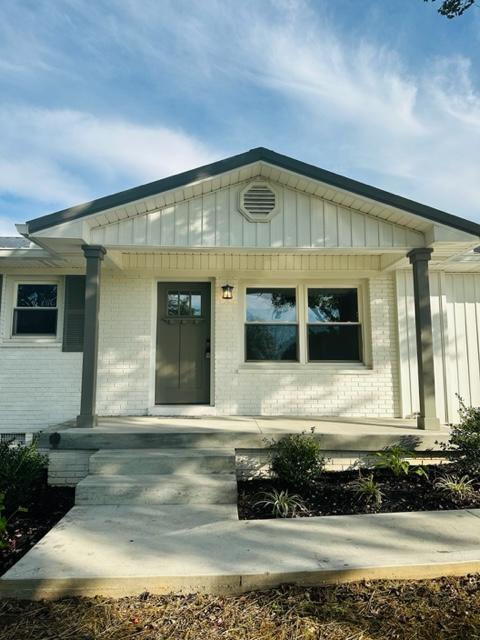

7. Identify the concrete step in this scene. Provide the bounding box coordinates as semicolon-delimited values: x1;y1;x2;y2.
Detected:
41;429;264;451
75;474;238;506
89;449;236;475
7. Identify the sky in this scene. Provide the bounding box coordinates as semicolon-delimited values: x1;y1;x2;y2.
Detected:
1;0;480;235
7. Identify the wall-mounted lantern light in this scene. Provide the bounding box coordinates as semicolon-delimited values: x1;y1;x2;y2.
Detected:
221;284;234;300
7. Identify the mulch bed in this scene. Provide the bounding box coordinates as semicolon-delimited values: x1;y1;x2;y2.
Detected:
1;472;75;576
2;575;480;639
238;467;480;519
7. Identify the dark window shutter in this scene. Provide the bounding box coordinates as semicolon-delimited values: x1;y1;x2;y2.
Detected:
0;274;3;316
62;275;85;352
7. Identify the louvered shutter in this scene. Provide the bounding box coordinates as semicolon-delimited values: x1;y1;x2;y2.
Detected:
62;275;85;352
0;274;3;317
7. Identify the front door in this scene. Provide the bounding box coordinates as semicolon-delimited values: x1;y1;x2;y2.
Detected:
155;282;211;404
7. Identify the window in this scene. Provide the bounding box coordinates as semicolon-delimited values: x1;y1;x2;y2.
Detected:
167;290;202;317
13;284;58;336
307;288;361;361
245;288;298;361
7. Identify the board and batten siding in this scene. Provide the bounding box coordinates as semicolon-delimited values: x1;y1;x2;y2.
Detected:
396;271;480;424
90;184;425;249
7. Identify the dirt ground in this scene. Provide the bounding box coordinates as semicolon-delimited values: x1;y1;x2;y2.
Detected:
238;466;480;519
1;479;74;576
1;575;480;640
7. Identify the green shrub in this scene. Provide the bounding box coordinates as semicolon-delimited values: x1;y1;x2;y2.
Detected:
444;396;480;474
374;444;427;478
351;473;383;508
270;430;325;488
254;489;305;518
0;439;47;513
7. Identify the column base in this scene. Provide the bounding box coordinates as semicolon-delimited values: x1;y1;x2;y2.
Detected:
416;415;441;430
76;414;98;428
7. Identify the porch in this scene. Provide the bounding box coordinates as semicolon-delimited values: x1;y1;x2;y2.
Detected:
41;415;450;488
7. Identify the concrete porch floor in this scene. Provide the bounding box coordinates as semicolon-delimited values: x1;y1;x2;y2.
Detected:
44;415;449;453
81;415;435;434
96;416;428;434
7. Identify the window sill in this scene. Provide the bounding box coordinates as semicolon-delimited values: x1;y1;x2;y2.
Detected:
237;362;373;374
0;339;62;349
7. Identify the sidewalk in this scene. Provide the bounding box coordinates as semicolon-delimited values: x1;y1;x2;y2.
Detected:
2;506;480;600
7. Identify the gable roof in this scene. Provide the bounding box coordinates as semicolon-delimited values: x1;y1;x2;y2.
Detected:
26;147;480;237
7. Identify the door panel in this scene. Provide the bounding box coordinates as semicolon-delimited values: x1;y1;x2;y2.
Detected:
155;282;211;404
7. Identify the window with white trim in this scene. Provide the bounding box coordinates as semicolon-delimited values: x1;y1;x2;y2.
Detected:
243;285;363;364
307;288;361;361
12;283;58;336
245;287;298;361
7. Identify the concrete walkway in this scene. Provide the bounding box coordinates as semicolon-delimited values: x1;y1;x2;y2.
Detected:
2;507;480;600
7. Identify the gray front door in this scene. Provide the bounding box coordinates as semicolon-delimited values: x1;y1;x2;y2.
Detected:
155;282;211;404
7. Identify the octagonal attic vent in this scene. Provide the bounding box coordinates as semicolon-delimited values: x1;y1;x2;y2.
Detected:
239;181;279;222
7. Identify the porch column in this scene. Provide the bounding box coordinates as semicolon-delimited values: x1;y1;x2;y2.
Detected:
77;245;106;428
407;248;440;430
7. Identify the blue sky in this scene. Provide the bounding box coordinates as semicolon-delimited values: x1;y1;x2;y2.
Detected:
1;0;480;235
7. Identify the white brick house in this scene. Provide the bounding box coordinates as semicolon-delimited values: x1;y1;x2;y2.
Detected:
1;147;479;438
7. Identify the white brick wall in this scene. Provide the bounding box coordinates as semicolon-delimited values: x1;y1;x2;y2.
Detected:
0;347;82;432
96;275;153;416
0;274;82;433
214;274;400;417
0;269;401;432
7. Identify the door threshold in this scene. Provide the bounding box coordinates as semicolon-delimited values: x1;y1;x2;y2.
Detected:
149;405;217;417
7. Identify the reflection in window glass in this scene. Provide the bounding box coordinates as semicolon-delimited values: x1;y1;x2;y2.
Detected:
191;294;201;317
307;287;361;361
167;291;203;317
308;289;358;323
179;293;190;316
167;293;179;316
14;284;58;335
17;284;57;308
246;325;298;361
246;288;296;322
245;288;298;361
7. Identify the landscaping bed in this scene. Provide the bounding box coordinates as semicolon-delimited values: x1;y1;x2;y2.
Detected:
2;575;480;639
0;471;74;576
238;466;480;519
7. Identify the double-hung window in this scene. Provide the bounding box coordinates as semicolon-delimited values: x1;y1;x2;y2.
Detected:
245;287;298;361
307;288;361;361
13;283;58;336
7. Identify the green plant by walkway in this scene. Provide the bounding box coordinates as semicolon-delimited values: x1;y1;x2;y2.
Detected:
270;429;325;488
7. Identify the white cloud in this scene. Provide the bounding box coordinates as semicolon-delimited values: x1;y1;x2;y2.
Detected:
0;107;218;213
233;5;480;219
0;0;479;227
80;0;480;219
0;216;19;236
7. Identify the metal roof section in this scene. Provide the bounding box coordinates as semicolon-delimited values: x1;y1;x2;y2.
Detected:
0;237;31;248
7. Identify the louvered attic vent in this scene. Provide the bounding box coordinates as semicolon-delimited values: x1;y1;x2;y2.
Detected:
239;181;279;222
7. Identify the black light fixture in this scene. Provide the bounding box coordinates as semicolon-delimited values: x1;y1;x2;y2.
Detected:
221;283;234;300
